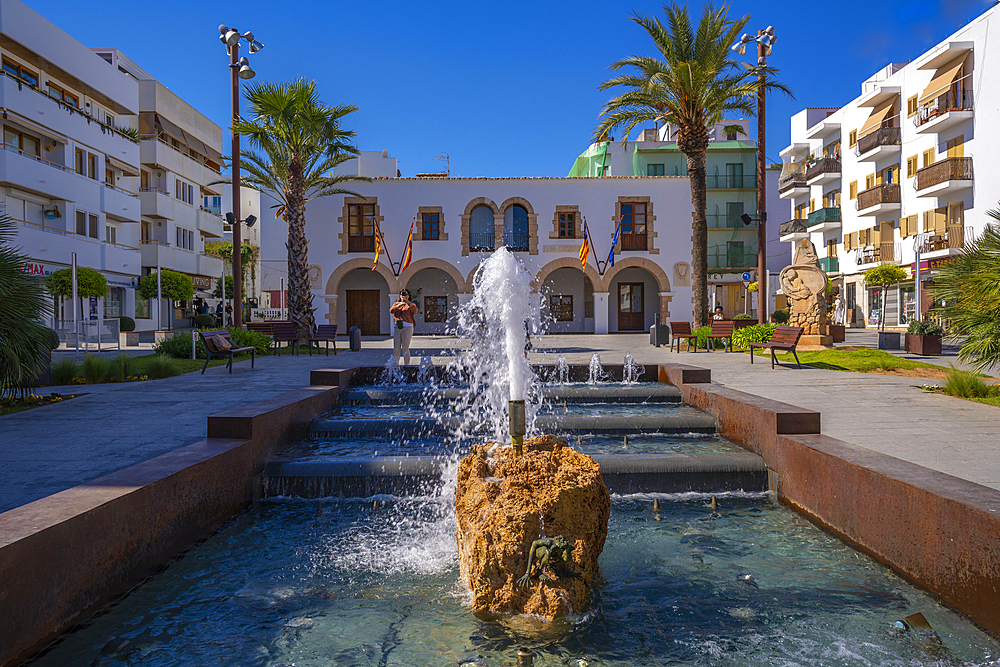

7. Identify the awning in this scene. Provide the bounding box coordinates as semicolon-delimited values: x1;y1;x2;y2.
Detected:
858;97;896;138
106;156;139;177
155;113;189;145
3;110;70;144
919;54;965;104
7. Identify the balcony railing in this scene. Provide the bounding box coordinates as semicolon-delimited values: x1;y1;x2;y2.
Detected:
914;89;973;127
140;186;169;195
778;172;806;194
855;126;901;157
3;142;72;172
807;207;841;227
469;232;495;252
708;244;758;269
856;183;900;210
199;206;224;218
619;233;647;251
141;239;169;246
915;156;974;191
140;134;223;173
104;182;139;198
706;174;756;189
348;234;375;253
503;231;530;252
779;219;807;237
856;242;899;266
919;225;973;252
805;158;841;181
708;213;757;229
819;256;839;272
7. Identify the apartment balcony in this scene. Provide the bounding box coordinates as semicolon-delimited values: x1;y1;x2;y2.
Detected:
918;225;973;258
140;187;186;220
347;234;376;253
0;143;80;199
778;172;808;199
196;206;225;238
914;89;974;134
819;256;839;273
856;183;901;216
13;218;140;276
856;242;901;266
140;137;222;194
855;127;901;162
706;174;756;189
778;219;808;242
101;183;140;222
0;71;139;165
805;158;841;185
806;207;841;232
708;244;758;270
914;156;973;196
140;241;222;277
804;118;840;141
707;213;757;229
618;233;647;252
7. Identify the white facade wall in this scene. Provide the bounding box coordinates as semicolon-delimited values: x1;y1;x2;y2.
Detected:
780;5;999;329
0;0;141;326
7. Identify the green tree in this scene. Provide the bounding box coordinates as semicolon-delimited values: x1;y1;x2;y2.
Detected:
44;266;108;298
0;216;51;397
214;275;234;300
934;210;1000;370
139;270;194;303
595;3;790;326
205;240;257;299
229;79;367;339
862;264;908;332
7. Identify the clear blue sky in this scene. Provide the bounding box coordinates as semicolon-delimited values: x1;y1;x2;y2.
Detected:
28;0;995;176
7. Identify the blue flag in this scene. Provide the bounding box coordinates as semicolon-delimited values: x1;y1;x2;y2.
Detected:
607;222;621;267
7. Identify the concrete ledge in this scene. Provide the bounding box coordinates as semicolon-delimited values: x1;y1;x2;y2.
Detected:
658;363;712;385
310;368;357;387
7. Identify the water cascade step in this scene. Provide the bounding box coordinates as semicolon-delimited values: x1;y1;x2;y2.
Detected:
336;385;682;405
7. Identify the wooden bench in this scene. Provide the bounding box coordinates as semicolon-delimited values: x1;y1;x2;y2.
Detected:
198;329;256;374
749;325;804;369
706;320;734;352
270;322;300;356
669;322;699;353
308;324;338;356
246;321;274;336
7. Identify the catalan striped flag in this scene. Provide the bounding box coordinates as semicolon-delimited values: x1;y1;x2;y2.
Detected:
372;227;381;270
400;217;415;273
579;222;590;269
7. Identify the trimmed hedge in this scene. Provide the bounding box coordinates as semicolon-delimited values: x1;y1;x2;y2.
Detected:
118;316;136;332
771;309;790;323
154;327;272;359
907;320;944;336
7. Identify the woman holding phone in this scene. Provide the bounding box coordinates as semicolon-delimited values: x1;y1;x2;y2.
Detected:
389;289;418;365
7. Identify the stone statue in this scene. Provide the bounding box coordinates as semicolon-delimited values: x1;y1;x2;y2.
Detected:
517;536;581;588
778;240;828;335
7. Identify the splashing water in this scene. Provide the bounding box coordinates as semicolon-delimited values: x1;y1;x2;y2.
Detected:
379;354;406;385
447;248;541;442
623;352;645;384
555;355;569;384
588;353;609;384
417;356;437;386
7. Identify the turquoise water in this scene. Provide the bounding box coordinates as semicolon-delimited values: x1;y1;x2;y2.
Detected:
32;491;1000;666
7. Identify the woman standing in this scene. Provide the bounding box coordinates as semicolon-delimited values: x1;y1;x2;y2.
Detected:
390;289;418;365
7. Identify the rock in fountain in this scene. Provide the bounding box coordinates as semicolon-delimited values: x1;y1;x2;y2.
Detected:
456;434;609;619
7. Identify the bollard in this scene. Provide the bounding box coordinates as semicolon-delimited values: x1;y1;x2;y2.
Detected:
516;647;534;667
349;325;362;352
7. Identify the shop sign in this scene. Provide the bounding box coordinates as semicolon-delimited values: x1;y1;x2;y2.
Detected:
908;257;953;276
102;273;138;289
191;275;213;289
20;261;47;275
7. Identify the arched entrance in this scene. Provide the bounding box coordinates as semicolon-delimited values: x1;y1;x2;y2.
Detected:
540;267;594;333
604;259;671;332
405;267;462;334
338;268;392;335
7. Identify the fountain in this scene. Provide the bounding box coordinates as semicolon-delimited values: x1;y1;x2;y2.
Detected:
623;352;645;384
378;354;406;385
587;352;608;384
555;355;569;384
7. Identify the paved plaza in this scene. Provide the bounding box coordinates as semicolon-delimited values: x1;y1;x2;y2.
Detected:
1;331;998;514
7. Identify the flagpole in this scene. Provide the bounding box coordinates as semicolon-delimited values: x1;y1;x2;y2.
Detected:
397;217;416;274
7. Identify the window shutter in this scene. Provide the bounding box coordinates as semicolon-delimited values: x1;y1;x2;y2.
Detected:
872;225;881;246
934;207;947;234
844;233;852;251
849;181;858;199
852;231;859;248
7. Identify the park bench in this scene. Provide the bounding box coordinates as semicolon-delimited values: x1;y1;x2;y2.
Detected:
669;322;700;353
270;322;300;356
308;324;338;356
246;321;274;335
706;320;734;352
198;329;256;374
749;325;804;369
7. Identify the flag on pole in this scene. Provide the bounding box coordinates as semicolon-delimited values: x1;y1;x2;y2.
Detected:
607;221;621;268
400;217;415;273
579;222;590;269
372;223;381;271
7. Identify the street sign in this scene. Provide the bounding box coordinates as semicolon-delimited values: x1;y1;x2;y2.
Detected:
741;271;752;281
741;280;751;289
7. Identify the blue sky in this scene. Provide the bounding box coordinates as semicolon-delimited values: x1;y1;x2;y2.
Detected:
29;0;996;176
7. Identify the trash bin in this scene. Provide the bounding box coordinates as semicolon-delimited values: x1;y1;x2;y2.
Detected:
650;313;670;347
349;326;362;352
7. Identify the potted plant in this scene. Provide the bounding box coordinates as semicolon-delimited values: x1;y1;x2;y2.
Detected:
118;316;138;346
905;320;944;355
862;264;909;350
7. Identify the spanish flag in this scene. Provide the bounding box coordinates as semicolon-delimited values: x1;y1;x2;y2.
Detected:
372;230;381;270
400;218;415;273
579;224;590;269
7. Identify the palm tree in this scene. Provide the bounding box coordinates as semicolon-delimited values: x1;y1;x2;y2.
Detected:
0;215;50;397
231;79;368;339
933;207;1000;371
595;3;790;326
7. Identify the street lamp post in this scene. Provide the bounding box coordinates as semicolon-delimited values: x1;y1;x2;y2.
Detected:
732;27;776;324
218;25;262;328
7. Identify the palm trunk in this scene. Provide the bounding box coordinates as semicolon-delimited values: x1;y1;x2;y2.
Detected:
286;155;315;340
686;150;709;327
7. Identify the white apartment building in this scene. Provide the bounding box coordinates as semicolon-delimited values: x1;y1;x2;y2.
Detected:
0;0;141;325
99;50;226;331
204;184;262;305
779;4;998;329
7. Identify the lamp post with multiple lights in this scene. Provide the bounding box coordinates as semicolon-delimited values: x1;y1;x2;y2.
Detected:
218;24;262;328
732;26;776;324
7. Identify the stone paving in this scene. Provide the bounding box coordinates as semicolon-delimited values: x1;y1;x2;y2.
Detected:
1;330;998;514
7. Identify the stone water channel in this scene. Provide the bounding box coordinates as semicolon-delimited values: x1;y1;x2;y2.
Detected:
27;369;1000;667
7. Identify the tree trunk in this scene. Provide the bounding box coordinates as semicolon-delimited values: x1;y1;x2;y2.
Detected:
686;150;709;327
285;155;315;340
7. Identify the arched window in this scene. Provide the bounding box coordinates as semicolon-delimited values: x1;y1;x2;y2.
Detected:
469;205;494;251
503;204;528;251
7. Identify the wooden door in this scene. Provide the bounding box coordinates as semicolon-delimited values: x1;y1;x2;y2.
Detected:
617;282;644;331
346;290;382;335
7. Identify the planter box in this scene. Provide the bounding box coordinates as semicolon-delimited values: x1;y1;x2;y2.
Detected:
828;324;846;343
877;331;901;350
121;332;140;347
154;330;174;344
905;333;942;356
